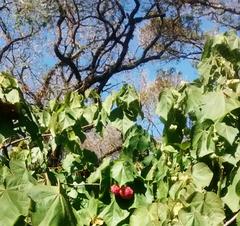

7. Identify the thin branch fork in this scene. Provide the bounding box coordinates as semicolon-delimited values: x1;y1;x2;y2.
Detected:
54;13;81;82
0;32;33;62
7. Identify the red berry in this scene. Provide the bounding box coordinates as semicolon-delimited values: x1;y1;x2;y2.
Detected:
119;186;134;200
111;184;120;196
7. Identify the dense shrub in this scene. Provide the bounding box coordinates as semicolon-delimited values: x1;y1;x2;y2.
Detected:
0;31;240;226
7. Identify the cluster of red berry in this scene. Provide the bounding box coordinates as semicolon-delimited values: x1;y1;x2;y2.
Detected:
110;184;134;200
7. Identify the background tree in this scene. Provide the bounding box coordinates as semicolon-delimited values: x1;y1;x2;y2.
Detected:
140;68;182;136
0;0;239;106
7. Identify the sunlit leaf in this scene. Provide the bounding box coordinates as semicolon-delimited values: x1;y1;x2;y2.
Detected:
28;184;77;226
192;163;213;188
98;199;129;226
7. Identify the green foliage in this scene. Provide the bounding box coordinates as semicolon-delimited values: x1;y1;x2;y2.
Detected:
0;31;240;225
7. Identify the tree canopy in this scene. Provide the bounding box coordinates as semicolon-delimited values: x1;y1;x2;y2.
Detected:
0;0;239;105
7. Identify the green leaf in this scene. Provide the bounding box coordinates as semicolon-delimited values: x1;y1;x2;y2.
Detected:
222;167;240;212
212;31;240;51
131;193;152;209
59;110;76;131
0;187;30;226
62;153;81;174
83;105;98;123
129;203;169;226
237;214;240;226
123;125;151;153
192;124;215;157
156;89;174;122
178;192;225;226
30;147;44;164
178;209;208;226
201;37;214;60
103;92;117;115
111;160;136;185
0;161;34;226
5;89;20;104
87;158;111;183
156;180;169;200
7;160;36;190
215;122;238;145
0;72;18;89
225;95;240;114
76;198;100;226
197;58;213;85
190;192;225;225
38;110;51;128
109;108;135;134
185;85;203;114
192;163;213;188
199;92;225;122
236;180;240;197
28;184;77;226
98;199;129;226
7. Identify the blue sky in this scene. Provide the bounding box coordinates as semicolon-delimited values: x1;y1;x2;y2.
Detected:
105;15;227;93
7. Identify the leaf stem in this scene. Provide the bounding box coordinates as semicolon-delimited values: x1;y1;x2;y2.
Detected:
66;182;100;187
224;210;240;226
217;161;224;197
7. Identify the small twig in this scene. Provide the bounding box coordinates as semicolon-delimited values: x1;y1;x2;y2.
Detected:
99;146;122;161
66;182;100;187
102;82;122;93
224;210;240;226
81;123;95;131
2;136;31;149
2;133;52;149
0;124;94;151
217;161;224;197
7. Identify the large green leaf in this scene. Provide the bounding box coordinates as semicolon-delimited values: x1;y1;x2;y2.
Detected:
222;167;240;212
0;161;34;226
0;186;30;226
156;89;174;122
130;193;152;209
5;89;20;104
196;90;240;124
28;184;77;226
192;124;215;157
129;203;169;226
76;198;100;226
116;85;142;120
98;199;129;226
103;92;117;115
177;209;208;226
215;122;239;145
62;153;81;173
185;86;203;114
111;160;136;186
123;125;151;154
190;192;225;225
59;110;76;131
177;192;225;226
0;73;21;104
191;163;213;189
109;108;135;134
198;91;225;122
38;110;51;128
